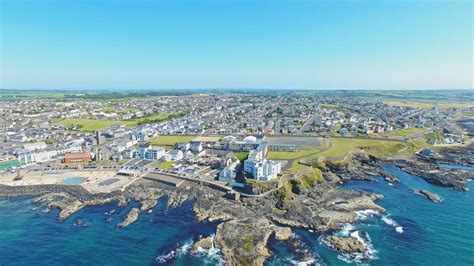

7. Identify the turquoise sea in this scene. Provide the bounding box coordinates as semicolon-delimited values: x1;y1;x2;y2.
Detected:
0;164;473;265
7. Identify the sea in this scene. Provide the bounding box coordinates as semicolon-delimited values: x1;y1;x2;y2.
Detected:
0;164;473;265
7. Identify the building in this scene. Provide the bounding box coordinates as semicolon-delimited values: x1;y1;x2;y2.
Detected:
190;141;203;153
144;147;166;160
243;142;281;181
267;143;296;152
219;160;238;182
63;152;92;164
164;149;184;161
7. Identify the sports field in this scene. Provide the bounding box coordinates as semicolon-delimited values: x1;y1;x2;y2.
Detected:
56;119;135;132
56;112;177;132
148;135;195;146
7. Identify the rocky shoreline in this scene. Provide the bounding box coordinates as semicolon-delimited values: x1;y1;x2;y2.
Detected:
0;144;471;265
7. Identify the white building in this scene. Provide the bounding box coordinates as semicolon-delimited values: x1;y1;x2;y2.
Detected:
243;142;280;181
164;149;184;161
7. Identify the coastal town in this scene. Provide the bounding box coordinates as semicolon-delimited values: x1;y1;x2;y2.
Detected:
0;91;473;264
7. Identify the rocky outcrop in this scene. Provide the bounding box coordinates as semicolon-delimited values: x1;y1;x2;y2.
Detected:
117;208;140;228
214;219;291;266
192;236;214;252
411;189;442;202
324;235;366;255
381;172;399;184
390;159;470;191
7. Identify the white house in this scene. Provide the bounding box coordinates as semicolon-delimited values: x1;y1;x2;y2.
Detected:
243;142;280;181
164;149;184;161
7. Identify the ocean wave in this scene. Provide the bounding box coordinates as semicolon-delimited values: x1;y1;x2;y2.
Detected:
338;223;355;237
325;226;378;263
355;209;380;220
191;234;224;265
155;239;194;264
348;231;378;263
382;215;404;234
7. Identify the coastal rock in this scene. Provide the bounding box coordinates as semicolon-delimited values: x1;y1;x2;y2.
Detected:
389;159;470;191
117;208;140;228
324;235;367;255
381;172;399;183
272;226;292;241
58;200;84;221
411;189;442;202
192;236;214;252
214;219;289;266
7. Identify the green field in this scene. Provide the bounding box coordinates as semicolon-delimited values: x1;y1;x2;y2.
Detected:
385;100;473;111
317;138;431;159
152;161;175;169
148;135;195;146
234;151;249;162
56;112;178;132
56;119;135;132
378;127;425;137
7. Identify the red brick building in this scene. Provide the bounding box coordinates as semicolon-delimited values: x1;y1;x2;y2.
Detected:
63;152;91;164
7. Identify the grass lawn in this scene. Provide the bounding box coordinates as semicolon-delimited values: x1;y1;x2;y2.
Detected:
118;159;129;165
267;146;320;160
385;100;473;111
56;119;135;132
317;138;428;159
56;112;178;132
287;160;311;173
379;127;425;137
152;161;175;169
234;151;249;162
148;135;195;146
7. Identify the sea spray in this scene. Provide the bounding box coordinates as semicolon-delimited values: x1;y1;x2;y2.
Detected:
381;215;404;234
155;239;194;264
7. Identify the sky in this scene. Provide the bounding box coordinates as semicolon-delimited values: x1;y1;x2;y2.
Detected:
0;0;472;90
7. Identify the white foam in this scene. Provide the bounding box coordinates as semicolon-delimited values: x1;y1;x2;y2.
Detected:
338;223;354;237
355;209;379;220
155;239;194;264
382;215;403;234
325;230;378;264
192;234;224;265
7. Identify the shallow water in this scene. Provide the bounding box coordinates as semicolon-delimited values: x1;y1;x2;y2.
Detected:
63;177;87;185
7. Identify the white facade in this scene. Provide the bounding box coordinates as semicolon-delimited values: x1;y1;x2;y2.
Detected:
164;149;184;161
243;143;280;181
18;145;81;164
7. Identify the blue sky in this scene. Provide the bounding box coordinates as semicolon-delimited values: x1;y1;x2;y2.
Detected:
0;0;472;90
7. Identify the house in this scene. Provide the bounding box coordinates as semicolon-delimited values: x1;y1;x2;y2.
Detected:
164;149;184;161
176;142;191;151
144;147;166;160
190;141;203;153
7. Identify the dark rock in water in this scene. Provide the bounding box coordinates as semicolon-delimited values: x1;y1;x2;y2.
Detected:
411;189;442;202
389;159;470;191
73;219;90;228
289;236;316;264
381;172;399;184
117;208;140;228
324;235;367;255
